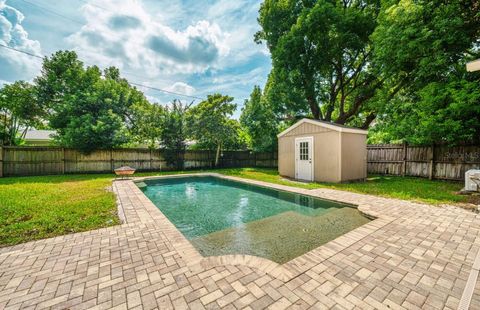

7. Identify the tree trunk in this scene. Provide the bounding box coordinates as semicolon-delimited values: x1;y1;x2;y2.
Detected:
303;76;322;120
307;96;321;120
361;113;376;129
215;143;221;167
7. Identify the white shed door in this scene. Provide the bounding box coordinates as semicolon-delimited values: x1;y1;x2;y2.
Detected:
295;137;314;181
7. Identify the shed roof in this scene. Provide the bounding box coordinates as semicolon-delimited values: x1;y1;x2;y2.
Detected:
277;118;368;138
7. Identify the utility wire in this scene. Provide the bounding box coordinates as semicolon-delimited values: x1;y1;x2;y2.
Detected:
4;1;247;105
129;83;204;100
0;43;44;59
76;0;113;13
0;44;206;101
19;0;84;25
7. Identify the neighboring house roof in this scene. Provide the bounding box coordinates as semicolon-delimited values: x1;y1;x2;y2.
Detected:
24;130;55;141
277;118;368;138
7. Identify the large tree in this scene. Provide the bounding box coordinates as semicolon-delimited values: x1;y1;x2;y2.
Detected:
256;0;480;134
187;94;237;166
0;81;44;146
256;0;381;128
240;85;278;151
369;0;480;144
35;51;149;153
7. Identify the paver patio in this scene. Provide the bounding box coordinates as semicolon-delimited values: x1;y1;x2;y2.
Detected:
1;173;480;309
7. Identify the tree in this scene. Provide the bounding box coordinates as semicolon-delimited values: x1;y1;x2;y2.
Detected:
370;73;480;145
240;86;278;151
160;100;190;169
187;94;237;166
256;0;382;128
129;102;165;149
256;0;480;136
372;0;479;91
369;0;480;145
35;51;148;153
0;81;44;146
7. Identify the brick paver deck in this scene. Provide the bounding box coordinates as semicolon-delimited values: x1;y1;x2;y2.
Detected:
1;173;480;309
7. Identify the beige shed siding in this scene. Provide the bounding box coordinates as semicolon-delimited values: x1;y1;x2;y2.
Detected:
278;136;295;178
279;119;368;183
341;133;367;181
313;130;341;182
278;122;341;182
282;122;330;137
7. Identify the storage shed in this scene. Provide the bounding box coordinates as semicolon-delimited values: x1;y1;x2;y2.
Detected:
277;118;368;183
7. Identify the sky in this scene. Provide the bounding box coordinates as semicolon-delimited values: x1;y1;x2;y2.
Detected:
0;0;272;116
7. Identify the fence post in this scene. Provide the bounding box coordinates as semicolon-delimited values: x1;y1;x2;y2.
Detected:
428;144;435;180
62;147;66;175
110;149;114;172
402;142;407;176
150;149;153;171
0;146;3;178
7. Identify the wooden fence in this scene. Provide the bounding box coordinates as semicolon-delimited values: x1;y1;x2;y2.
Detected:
2;144;478;180
367;144;480;180
0;146;277;177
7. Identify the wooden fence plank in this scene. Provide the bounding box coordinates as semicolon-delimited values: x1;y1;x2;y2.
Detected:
0;147;3;178
367;144;480;180
0;147;278;177
3;144;479;180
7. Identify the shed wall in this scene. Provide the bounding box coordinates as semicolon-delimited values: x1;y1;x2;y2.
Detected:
278;122;341;182
278;136;295;178
341;133;367;181
313;130;341;182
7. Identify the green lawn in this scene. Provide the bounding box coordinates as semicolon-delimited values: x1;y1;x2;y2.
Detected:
209;168;467;205
0;168;467;246
0;174;118;246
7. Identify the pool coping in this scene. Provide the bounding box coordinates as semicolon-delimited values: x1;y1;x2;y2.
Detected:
114;173;395;282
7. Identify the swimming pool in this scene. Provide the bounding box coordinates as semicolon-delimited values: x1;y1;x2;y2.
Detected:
138;176;370;263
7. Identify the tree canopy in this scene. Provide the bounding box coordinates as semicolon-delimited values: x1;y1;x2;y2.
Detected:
0;81;44;146
160;100;190;169
369;0;480;144
240;86;278;152
187;94;241;165
256;0;381;128
255;0;480;145
35;51;149;152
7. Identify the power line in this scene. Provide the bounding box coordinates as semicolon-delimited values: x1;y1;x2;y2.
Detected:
19;0;84;25
0;44;207;100
76;0;113;13
129;83;204;100
0;43;44;59
2;2;247;105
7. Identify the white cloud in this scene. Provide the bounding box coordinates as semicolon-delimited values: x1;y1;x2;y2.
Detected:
205;0;265;66
68;0;229;76
167;82;196;96
0;0;42;81
0;79;10;87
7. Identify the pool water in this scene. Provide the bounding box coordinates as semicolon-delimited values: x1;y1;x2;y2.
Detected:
139;176;370;263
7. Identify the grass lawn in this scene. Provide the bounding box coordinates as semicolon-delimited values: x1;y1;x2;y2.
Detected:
0;167;467;246
209;168;468;205
0;175;118;246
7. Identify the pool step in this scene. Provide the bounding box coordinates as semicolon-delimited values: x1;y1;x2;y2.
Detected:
190;207;369;264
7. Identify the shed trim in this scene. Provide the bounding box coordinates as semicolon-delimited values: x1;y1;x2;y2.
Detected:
277;118;368;137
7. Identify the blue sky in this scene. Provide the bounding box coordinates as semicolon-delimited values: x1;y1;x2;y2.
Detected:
0;0;271;116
